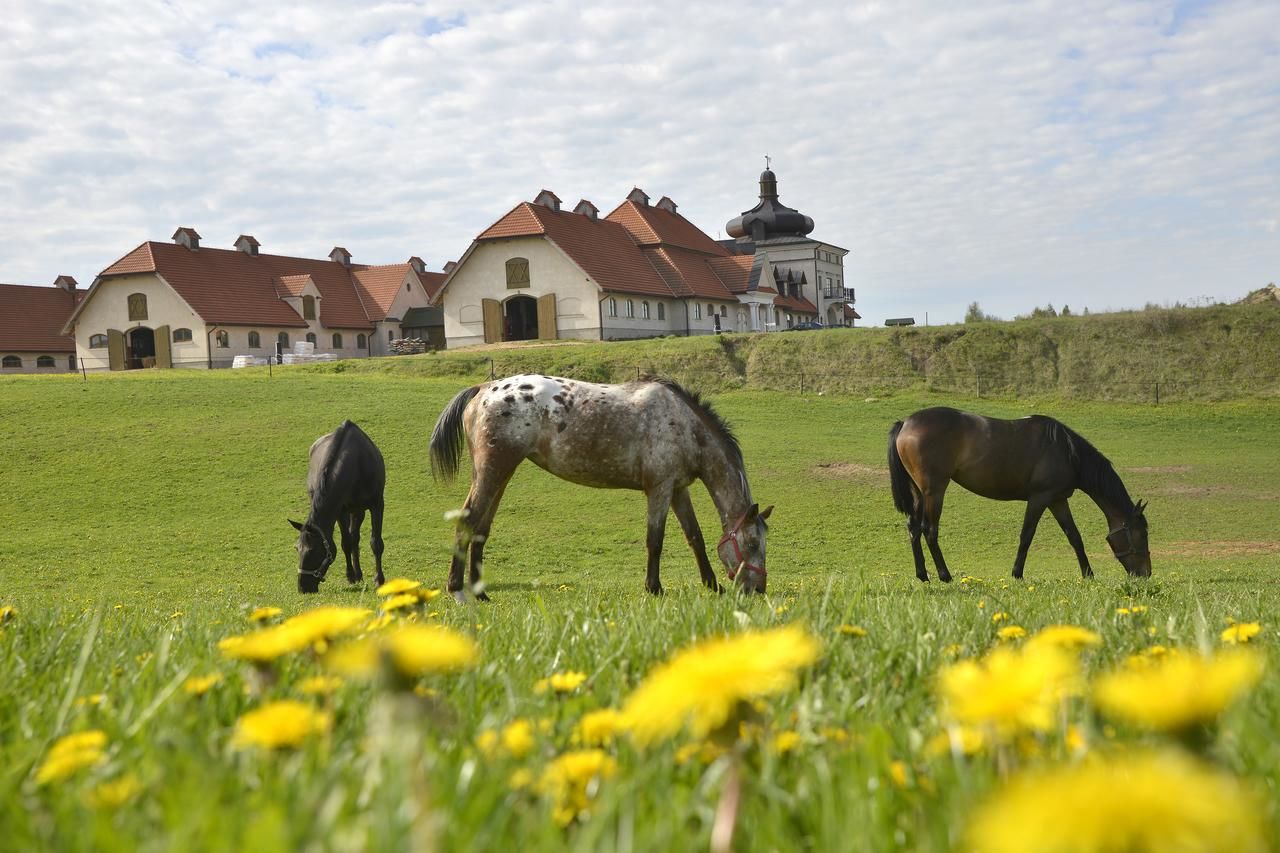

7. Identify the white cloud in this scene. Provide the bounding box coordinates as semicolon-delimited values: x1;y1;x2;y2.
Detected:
1;0;1276;323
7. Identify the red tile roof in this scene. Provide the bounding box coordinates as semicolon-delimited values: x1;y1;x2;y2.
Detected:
87;242;421;330
352;265;413;322
477;202;672;297
707;255;755;294
0;284;76;352
647;246;735;299
774;293;819;315
605;201;730;256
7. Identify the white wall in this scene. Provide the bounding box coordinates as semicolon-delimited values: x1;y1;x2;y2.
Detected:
72;273;207;370
0;352;76;373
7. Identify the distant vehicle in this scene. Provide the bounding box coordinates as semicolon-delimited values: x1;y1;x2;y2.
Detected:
785;321;825;331
884;317;915;327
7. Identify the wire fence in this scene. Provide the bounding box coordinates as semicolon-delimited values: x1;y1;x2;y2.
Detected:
57;353;1273;405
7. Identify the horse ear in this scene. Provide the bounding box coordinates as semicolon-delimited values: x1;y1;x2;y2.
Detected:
289;519;305;532
759;505;774;521
1135;499;1147;515
745;503;759;520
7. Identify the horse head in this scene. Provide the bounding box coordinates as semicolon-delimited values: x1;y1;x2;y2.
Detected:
717;504;773;593
289;518;335;593
1107;500;1151;577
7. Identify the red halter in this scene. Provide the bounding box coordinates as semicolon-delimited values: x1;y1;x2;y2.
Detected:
718;512;766;583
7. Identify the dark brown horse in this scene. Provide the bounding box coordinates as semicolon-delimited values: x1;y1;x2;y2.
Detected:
429;374;771;601
888;407;1151;582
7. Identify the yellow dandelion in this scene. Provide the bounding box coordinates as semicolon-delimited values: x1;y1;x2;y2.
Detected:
573;709;625;747
1221;622;1262;645
324;638;379;678
538;749;617;827
376;578;422;596
74;693;107;708
86;774;141;809
942;643;966;657
380;593;422;613
220;606;371;663
535;670;588;694
36;730;108;785
0;605;16;623
364;613;395;632
888;760;910;789
991;612;1011;624
966;749;1268;853
926;725;986;758
383;625;479;678
837;624;868;637
818;726;851;745
621;624;822;746
475;729;500;758
232;700;330;750
501;719;536;758
996;625;1027;641
183;673;224;696
937;644;1079;736
1116;605;1149;616
248;606;283;623
1028;624;1102;652
1094;649;1264;732
771;730;802;755
509;767;534;791
297;675;344;696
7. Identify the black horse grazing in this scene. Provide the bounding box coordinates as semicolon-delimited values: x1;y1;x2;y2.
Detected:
289;420;387;593
887;407;1151;582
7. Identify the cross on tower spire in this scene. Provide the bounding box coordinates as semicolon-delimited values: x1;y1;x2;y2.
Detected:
765;154;771;170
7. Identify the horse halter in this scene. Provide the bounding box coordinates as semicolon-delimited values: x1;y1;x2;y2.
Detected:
718;512;766;583
299;526;336;579
1107;522;1149;559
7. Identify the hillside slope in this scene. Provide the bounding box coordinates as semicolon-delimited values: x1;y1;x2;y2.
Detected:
300;301;1280;402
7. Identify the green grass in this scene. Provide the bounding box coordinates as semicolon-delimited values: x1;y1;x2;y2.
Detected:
1;367;1277;850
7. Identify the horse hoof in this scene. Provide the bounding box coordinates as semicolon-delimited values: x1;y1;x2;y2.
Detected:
450;590;466;604
915;574;930;583
475;591;491;603
646;585;665;596
939;573;953;583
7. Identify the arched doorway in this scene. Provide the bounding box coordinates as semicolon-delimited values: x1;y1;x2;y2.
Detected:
127;327;156;369
505;295;538;341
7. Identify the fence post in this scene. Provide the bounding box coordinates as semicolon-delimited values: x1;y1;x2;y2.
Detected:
268;359;272;378
1154;382;1159;406
975;371;981;398
799;373;804;395
488;358;495;380
636;366;641;381
81;361;87;381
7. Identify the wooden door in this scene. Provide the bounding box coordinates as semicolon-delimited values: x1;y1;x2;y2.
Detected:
154;325;171;368
482;299;502;343
537;293;557;340
107;329;125;371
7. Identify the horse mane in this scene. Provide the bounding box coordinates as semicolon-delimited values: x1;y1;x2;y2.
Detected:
311;420;354;515
645;376;747;482
1040;417;1134;512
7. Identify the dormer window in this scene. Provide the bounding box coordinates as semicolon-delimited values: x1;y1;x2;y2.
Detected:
302;295;316;320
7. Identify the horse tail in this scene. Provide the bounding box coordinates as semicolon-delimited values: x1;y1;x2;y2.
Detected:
429;385;482;482
888;421;919;520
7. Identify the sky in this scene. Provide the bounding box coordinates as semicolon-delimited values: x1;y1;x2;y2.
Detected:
1;0;1277;325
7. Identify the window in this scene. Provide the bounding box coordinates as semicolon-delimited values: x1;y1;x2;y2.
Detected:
302;295;316;320
173;328;192;343
608;298;617;318
68;355;76;370
215;330;230;348
306;332;317;345
625;299;635;318
278;332;290;348
693;303;702;320
657;303;665;321
248;331;261;348
3;355;22;368
641;301;650;319
357;334;366;349
506;257;530;289
127;293;148;321
332;333;343;349
406;282;411;292
706;303;714;318
89;334;108;349
37;355;55;368
388;330;394;343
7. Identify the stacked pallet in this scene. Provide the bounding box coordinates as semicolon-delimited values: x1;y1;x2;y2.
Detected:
389;338;428;355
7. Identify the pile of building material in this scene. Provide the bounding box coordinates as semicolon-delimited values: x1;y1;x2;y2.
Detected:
231;355;270;368
280;341;337;365
389;338;429;355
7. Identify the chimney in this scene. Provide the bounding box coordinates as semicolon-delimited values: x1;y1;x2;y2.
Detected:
656;196;678;214
408;256;427;275
443;260;458;274
234;234;261;256
329;246;352;267
626;187;650;206
53;275;78;293
573;199;599;221
533;189;562;212
172;227;201;251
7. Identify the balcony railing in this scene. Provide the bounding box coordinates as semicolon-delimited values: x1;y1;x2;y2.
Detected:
822;288;855;301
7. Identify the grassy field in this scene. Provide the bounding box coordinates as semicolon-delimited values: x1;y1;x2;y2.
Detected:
1;366;1277;851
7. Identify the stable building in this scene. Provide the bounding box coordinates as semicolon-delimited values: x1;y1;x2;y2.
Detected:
435;169;855;347
62;230;446;370
0;277;80;373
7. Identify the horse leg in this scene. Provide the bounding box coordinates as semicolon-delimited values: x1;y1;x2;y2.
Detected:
1049;499;1092;579
908;514;929;582
369;499;386;588
671;486;722;593
345;509;365;584
1011;499;1048;580
449;453;520;602
644;484;674;595
921;488;952;583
